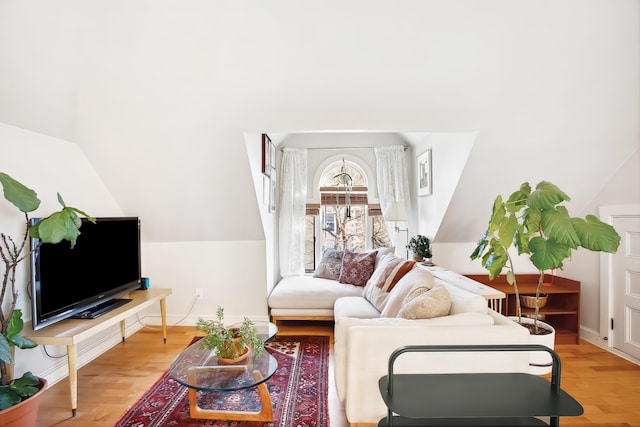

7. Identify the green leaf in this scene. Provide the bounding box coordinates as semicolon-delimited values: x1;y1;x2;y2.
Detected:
28;206;93;247
505;183;530;213
0;335;13;365
487;196;506;236
5;309;24;340
541;206;580;249
0;386;21;410
470;233;488;261
529;237;572;271
572;215;621;253
514;228;531;255
522;207;541;234
528;181;571;210
10;334;37;350
498;213;518;250
57;192;66;206
30;211;71;244
10;371;40;397
482;242;508;279
0;173;41;213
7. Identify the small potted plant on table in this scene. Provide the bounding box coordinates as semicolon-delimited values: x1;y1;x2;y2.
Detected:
406;235;432;262
0;172;93;426
196;307;263;363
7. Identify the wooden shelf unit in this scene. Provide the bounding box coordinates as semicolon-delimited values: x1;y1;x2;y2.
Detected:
465;274;580;345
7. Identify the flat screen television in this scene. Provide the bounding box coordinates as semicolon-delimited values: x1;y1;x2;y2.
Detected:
29;216;141;330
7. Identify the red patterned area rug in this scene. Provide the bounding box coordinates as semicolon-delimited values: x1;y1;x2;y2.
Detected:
115;335;329;427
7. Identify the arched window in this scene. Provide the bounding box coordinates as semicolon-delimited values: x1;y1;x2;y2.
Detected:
304;159;391;272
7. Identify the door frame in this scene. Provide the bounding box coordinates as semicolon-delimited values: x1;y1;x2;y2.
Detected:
599;204;640;350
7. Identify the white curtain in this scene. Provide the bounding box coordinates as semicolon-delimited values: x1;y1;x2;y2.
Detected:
278;147;308;277
374;145;411;253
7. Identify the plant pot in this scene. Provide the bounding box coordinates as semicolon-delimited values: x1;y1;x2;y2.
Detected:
412;254;424;262
0;377;47;427
217;346;249;364
510;316;555;375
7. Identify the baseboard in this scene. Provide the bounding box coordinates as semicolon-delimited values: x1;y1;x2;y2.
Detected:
580;326;640;366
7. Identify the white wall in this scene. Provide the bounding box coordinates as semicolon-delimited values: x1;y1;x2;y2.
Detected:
0;123;269;385
0;0;639;379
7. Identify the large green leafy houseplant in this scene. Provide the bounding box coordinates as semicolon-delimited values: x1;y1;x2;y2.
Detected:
470;181;621;334
0;173;93;410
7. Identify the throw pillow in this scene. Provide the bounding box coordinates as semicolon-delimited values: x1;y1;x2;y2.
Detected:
380;260;417;292
338;249;377;286
366;254;403;289
313;248;344;280
380;268;436;317
362;253;403;311
374;247;395;269
397;283;452;319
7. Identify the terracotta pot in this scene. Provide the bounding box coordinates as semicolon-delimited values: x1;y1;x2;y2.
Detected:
0;377;48;427
218;346;249;364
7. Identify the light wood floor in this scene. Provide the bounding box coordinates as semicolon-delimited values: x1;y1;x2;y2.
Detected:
35;321;640;427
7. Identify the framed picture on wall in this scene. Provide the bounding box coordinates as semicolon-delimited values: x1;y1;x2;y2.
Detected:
262;133;272;177
263;175;270;206
269;173;277;213
417;149;432;196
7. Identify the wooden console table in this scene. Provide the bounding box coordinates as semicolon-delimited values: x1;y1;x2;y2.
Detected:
23;287;172;416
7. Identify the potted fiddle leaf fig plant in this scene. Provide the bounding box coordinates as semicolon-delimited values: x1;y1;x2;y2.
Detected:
471;181;621;336
0;172;93;426
196;306;263;363
406;235;432;262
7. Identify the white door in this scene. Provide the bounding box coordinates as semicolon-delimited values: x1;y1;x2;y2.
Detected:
611;215;640;359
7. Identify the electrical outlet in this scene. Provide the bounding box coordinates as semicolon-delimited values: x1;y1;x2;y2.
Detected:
195;288;203;300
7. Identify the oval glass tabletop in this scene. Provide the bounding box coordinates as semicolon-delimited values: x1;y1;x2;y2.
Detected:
169;321;278;392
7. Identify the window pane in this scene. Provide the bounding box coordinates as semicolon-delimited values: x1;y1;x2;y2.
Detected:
304;215;315;272
321;205;366;253
320;161;366;187
372;216;392;249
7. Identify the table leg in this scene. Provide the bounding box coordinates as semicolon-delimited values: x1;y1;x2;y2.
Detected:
160;298;167;343
187;370;273;421
67;344;78;417
120;319;126;342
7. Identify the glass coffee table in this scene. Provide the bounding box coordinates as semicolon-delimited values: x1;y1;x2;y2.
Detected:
170;321;278;421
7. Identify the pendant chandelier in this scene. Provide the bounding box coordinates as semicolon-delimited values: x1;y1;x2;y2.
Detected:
333;158;353;218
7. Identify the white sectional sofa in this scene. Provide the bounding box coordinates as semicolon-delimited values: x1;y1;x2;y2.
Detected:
333;268;530;424
268;275;364;324
268;250;530;424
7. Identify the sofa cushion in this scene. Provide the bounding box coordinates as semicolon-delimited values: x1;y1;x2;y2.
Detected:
362;253;402;310
433;278;488;315
313;248;343;280
339;249;377;286
380;268;436;317
334;296;381;319
397;283;452;319
374;247;395;269
380;260;417;292
268;275;363;310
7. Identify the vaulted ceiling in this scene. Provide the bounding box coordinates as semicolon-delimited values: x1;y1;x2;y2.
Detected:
1;1;638;243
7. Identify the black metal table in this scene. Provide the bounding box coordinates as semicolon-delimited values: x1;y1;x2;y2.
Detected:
378;344;583;427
